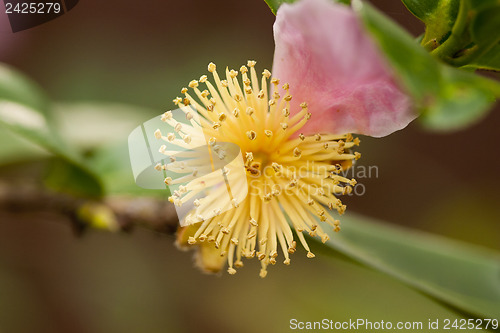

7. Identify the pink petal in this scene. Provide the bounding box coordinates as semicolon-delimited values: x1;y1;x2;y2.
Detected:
272;0;415;137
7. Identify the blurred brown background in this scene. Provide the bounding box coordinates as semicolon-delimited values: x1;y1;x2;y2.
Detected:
0;1;499;332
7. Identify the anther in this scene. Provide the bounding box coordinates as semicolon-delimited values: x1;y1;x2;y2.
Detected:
199;75;208;83
247;60;256;67
246;130;257;140
162;111;173;121
208;62;216;72
293;147;302;157
166;133;175;142
229;69;238;78
246;107;254;116
188;80;198;88
154;129;162;139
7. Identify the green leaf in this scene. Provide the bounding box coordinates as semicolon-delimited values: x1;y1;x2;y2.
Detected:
357;2;500;131
401;0;459;46
44;158;103;198
321;213;500;318
0;63;103;198
469;5;500;46
52;102;158;149
465;42;500;71
0;125;48;165
89;141;169;198
50;101;167;197
264;0;349;15
420;66;498;131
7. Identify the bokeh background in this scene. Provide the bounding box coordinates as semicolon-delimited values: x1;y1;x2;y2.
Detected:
0;0;499;332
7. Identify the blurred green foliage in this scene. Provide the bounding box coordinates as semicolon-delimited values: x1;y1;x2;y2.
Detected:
0;0;499;331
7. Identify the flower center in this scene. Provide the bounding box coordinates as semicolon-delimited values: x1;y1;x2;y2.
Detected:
157;61;361;277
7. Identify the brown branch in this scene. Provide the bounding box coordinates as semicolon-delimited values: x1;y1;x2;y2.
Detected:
0;180;178;235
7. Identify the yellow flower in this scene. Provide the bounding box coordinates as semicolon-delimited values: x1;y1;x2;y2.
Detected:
161;61;360;277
